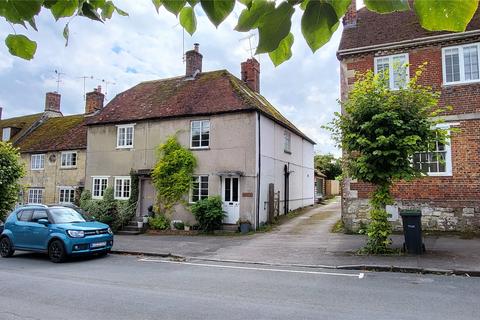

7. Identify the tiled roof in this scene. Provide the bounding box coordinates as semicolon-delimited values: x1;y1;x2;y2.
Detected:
15;115;87;153
87;70;315;144
0;113;43;144
338;7;480;53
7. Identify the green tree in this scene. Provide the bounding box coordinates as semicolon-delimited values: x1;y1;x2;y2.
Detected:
314;153;341;180
151;136;197;216
329;67;450;253
1;0;478;65
0;141;25;220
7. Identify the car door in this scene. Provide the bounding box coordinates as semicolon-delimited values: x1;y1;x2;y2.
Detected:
13;209;33;248
28;210;50;251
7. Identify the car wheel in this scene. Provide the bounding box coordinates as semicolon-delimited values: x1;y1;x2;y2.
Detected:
48;240;66;263
0;237;15;258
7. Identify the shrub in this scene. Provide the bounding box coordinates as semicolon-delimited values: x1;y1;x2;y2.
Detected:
190;196;225;232
173;221;185;230
80;187;136;232
149;215;170;230
0;141;25;220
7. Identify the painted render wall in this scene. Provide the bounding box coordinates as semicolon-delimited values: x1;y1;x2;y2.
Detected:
86;112;257;224
258;114;315;224
20;150;86;204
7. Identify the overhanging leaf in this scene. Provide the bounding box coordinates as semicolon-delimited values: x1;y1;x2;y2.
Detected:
414;0;478;32
180;6;197;35
51;0;79;20
325;0;352;17
0;0;42;25
235;0;275;32
63;23;69;46
256;1;294;54
200;0;235;27
364;0;410;13
301;1;339;53
80;2;103;22
114;6;129;16
5;34;37;60
101;1;115;20
268;32;294;66
152;0;162;13
162;0;187;16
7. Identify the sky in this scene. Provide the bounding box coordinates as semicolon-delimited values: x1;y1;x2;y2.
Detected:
0;0;348;158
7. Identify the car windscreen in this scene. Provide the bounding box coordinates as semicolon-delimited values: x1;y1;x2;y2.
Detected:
49;208;87;224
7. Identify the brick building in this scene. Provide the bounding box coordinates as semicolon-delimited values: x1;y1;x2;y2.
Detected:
337;2;480;232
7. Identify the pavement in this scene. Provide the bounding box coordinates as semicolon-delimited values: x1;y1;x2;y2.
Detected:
113;198;480;275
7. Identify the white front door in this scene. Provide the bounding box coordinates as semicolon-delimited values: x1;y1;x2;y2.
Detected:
222;176;240;224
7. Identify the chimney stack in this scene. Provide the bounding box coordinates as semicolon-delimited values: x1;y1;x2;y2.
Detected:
343;0;357;28
45;92;61;113
85;86;104;114
185;43;203;77
241;58;260;93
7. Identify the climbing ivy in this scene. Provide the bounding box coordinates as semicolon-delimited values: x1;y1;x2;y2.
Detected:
151;136;197;217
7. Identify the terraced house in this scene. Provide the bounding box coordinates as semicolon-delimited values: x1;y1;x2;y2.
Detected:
85;45;315;229
338;2;480;232
0;88;104;205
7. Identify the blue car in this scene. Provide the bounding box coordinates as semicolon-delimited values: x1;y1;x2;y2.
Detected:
0;205;114;263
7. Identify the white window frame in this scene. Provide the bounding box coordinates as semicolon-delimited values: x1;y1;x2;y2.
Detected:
31;154;45;170
413;124;453;177
60;151;77;168
92;176;109;199
116;124;135;149
374;53;409;90
190;120;210;149
114;176;131;200
284;130;292;154
442;42;480;85
2;127;11;141
190;175;209;203
28;188;43;204
59;187;75;204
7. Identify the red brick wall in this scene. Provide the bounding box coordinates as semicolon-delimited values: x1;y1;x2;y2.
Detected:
341;40;480;204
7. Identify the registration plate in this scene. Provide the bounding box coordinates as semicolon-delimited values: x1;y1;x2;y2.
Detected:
90;242;107;248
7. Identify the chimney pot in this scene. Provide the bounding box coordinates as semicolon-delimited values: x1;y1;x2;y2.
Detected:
45;92;61;113
343;0;357;28
241;58;260;93
185;43;203;77
85;87;105;114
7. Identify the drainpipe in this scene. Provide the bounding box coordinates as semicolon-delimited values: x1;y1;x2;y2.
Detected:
284;163;290;215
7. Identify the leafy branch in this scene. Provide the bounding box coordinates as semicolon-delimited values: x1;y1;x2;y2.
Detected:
1;0;478;64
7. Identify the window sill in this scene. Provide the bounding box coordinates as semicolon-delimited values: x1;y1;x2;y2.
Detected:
60;166;77;170
190;147;210;151
116;146;134;150
424;172;452;177
31;168;44;171
442;80;480;88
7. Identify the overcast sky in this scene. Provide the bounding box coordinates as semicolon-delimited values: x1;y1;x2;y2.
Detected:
0;0;347;158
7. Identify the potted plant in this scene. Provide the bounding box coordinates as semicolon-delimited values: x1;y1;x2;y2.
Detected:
137;220;143;229
238;219;251;234
142;215;149;224
184;223;191;231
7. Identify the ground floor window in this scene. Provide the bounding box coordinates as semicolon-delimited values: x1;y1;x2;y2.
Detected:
191;176;208;202
59;188;75;204
28;189;43;204
93;177;109;199
114;176;131;200
413;136;452;176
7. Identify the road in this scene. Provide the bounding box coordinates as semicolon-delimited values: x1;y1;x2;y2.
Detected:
0;253;479;320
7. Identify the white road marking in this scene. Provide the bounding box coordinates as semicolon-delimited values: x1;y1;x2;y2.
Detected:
138;258;365;279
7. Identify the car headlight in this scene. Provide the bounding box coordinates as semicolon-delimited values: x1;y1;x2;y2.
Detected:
67;230;85;238
107;227;113;235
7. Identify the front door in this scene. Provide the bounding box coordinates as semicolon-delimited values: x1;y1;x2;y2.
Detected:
139;178;156;217
222;177;240;224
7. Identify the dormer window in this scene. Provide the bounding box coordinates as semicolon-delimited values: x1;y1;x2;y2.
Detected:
117;124;135;148
2;127;11;141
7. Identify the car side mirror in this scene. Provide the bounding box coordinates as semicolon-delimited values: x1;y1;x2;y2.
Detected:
37;219;49;226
